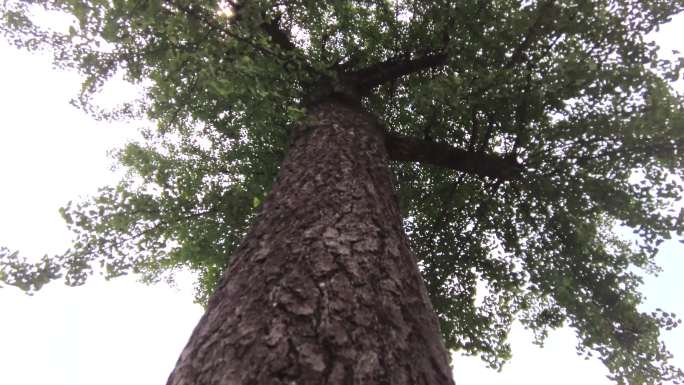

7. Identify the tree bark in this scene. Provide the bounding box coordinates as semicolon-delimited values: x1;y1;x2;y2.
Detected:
166;100;455;385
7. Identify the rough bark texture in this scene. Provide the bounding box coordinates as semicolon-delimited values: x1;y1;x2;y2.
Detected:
167;100;455;385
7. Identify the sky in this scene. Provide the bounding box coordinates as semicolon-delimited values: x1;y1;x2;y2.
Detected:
0;12;683;385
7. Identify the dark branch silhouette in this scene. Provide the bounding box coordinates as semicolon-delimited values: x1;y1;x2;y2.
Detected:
346;52;448;94
385;133;522;181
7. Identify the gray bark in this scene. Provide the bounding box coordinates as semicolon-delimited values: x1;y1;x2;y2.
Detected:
167;100;455;385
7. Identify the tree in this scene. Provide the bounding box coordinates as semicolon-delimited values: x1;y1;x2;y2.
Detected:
2;0;684;383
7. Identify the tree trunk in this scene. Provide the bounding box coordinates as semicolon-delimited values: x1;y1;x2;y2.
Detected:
167;100;455;385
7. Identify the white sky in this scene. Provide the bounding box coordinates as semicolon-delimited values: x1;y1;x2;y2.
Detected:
0;13;683;385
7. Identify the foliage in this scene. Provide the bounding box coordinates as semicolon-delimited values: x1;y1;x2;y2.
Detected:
2;0;684;383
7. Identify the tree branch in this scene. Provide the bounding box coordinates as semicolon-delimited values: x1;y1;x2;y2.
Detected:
259;14;298;52
220;1;298;54
385;133;522;181
166;0;278;59
345;52;448;95
166;0;314;73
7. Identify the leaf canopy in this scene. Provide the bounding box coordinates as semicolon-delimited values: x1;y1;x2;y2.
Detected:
2;0;684;383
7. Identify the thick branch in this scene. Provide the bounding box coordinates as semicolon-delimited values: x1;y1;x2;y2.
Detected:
385;133;522;181
346;52;448;94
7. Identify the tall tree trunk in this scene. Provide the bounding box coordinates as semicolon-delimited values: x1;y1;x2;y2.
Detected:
167;100;455;385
